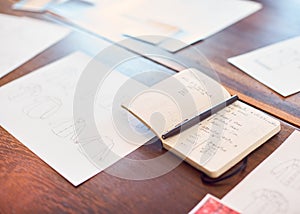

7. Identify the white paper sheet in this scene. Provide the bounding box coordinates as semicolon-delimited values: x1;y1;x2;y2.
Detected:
0;13;70;78
223;130;300;213
115;0;262;52
0;52;153;186
48;0;261;52
228;36;300;97
48;0;179;44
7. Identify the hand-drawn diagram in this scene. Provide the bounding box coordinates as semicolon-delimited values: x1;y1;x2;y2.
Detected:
243;189;288;214
78;136;115;164
8;84;42;101
45;66;80;96
51;118;86;142
23;96;62;119
271;159;300;190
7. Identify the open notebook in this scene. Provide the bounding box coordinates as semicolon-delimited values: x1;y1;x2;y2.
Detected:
122;68;280;178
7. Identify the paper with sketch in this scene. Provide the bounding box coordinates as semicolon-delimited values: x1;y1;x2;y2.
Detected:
0;52;153;186
223;130;300;213
0;13;70;78
228;36;300;97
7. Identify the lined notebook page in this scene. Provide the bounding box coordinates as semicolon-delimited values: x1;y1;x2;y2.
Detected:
123;68;230;136
163;100;280;177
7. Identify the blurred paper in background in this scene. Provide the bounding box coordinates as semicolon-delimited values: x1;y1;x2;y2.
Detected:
0;13;70;78
44;0;262;52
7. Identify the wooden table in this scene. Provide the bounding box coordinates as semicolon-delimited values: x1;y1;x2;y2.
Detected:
0;0;299;213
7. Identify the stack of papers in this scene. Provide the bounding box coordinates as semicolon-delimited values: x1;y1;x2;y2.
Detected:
0;13;70;78
44;0;261;52
47;0;179;45
109;0;262;52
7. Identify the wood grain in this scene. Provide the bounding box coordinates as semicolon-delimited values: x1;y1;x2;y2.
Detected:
0;122;296;213
0;0;299;213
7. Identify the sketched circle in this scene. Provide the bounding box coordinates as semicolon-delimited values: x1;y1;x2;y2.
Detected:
73;35;227;180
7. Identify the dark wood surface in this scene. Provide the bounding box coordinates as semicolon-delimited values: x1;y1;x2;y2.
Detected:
0;0;299;213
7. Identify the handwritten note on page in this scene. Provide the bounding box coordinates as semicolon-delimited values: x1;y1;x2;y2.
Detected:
123;69;280;177
223;130;300;213
123;69;231;136
228;36;300;97
0;52;152;186
0;13;70;78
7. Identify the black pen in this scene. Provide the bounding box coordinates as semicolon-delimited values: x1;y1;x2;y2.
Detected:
161;95;239;139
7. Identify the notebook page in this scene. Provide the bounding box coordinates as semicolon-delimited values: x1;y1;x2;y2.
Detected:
123;68;230;137
163;100;280;177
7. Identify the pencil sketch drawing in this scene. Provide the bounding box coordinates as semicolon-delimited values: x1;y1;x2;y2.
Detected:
8;84;42;101
23;96;62;119
243;189;288;214
271;159;300;190
51;118;86;142
78;136;115;163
